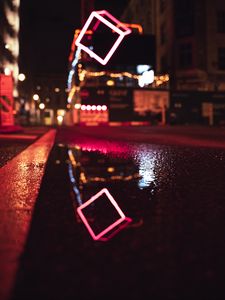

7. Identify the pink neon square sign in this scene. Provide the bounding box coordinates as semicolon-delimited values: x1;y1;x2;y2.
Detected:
75;10;131;65
77;188;132;241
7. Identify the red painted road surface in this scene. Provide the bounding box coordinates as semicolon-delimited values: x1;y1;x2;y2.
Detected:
0;129;56;300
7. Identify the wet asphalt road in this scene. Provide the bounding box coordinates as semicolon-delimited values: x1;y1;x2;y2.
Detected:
10;126;225;300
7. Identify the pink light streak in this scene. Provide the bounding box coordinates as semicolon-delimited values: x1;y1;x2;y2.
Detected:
75;10;131;65
92;19;101;32
77;188;132;241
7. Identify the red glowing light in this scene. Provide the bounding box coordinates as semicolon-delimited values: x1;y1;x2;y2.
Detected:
77;188;132;241
75;10;131;65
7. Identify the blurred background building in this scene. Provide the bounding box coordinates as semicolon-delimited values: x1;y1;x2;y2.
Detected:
2;0;225;126
0;0;20;97
121;0;225;125
66;0;169;126
122;0;225;91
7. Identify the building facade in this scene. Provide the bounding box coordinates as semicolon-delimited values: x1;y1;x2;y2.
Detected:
121;0;225;92
121;0;225;125
0;0;20;96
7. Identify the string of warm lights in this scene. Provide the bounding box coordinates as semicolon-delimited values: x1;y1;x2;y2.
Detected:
67;85;80;103
78;69;169;85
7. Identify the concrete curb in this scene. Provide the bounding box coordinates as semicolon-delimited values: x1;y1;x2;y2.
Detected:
0;129;56;300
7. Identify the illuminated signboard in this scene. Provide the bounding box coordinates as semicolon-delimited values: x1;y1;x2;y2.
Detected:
75;10;131;65
0;75;14;126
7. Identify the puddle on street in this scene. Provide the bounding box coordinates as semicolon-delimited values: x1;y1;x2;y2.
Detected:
67;139;171;240
66;137;225;242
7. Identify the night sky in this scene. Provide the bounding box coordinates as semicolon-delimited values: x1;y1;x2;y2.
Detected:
19;0;130;77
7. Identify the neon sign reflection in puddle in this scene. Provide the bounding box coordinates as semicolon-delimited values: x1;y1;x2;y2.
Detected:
77;188;132;241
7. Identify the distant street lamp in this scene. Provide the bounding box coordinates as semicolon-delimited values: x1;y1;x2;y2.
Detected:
39;103;45;110
18;73;26;82
33;94;40;101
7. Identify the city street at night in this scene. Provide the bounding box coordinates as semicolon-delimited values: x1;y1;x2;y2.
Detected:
1;125;225;300
1;0;225;299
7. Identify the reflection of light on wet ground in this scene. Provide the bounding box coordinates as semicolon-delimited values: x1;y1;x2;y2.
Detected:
67;141;163;237
133;147;157;189
68;139;161;190
69;138;131;158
